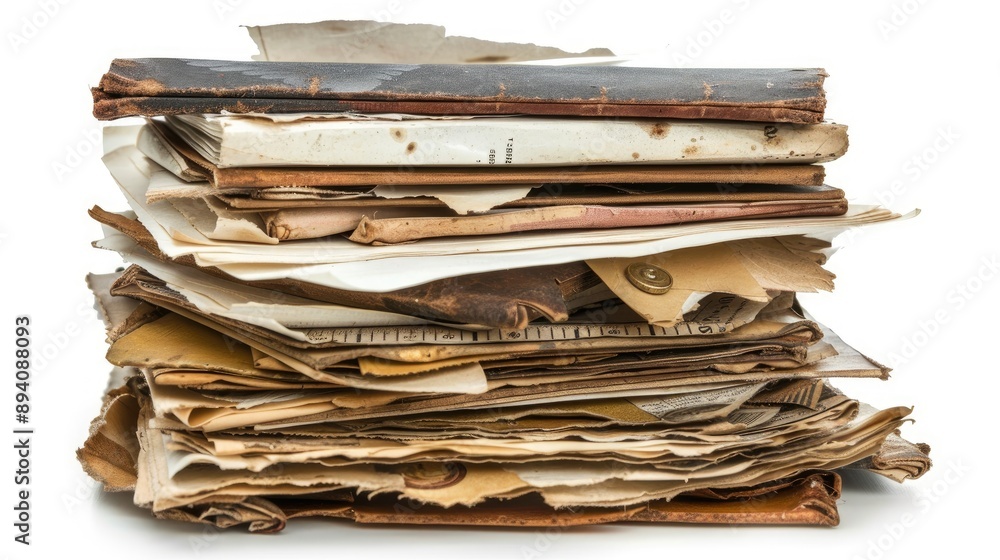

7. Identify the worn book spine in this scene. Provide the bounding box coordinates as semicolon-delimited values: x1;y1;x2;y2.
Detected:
93;60;827;122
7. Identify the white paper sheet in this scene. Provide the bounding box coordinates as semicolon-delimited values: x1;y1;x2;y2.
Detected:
372;184;537;215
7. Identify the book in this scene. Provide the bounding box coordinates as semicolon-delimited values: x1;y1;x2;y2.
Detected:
163;113;848;168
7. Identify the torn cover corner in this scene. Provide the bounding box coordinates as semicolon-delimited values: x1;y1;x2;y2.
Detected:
77;379;142;492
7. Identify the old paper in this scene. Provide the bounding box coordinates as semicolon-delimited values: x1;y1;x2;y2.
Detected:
102;137;909;291
80;44;931;533
163;113;848;168
247;20;614;64
587;237;834;325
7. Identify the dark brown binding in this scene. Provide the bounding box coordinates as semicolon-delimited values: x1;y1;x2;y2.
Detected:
94;60;826;122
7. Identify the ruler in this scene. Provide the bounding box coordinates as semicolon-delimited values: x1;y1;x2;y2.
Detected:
297;294;767;346
301;320;737;346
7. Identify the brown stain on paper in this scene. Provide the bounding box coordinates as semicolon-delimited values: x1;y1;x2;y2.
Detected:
468;55;510;63
641;122;670;139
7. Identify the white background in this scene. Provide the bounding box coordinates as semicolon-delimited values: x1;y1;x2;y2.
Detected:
2;1;997;558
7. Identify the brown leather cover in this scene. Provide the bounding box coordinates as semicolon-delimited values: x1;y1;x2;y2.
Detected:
269;472;842;529
137;474;845;531
94;60;827;123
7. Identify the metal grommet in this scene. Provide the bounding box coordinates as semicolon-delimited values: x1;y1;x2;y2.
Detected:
625;262;672;294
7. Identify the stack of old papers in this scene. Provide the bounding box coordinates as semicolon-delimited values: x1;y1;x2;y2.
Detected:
78;29;929;532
